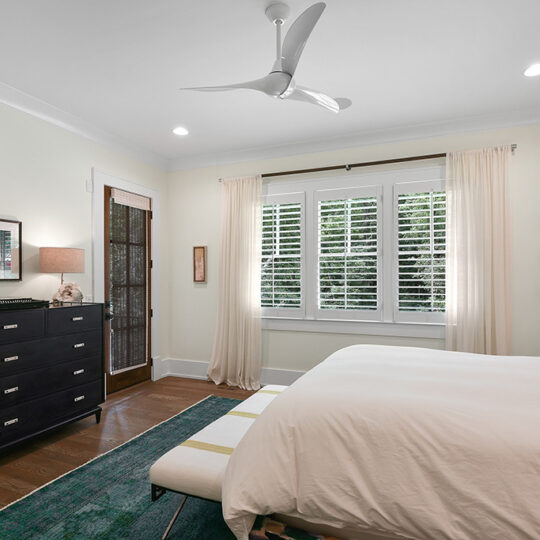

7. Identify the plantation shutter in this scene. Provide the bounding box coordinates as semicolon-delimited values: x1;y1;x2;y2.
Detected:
395;182;446;322
316;186;381;320
261;194;304;315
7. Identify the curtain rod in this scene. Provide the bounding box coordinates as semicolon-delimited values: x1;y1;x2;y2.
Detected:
261;152;446;178
218;144;517;181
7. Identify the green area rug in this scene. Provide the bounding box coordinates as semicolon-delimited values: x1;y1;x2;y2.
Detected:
1;395;239;539
0;395;336;540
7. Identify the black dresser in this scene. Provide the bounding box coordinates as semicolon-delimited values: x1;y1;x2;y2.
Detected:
0;303;104;452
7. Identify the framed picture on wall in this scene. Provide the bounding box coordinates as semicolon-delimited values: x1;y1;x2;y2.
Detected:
0;219;22;281
193;246;206;283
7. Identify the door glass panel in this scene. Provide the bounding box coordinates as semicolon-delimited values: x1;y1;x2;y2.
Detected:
109;201;148;374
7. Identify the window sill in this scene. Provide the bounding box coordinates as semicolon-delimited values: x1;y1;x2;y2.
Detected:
261;317;445;339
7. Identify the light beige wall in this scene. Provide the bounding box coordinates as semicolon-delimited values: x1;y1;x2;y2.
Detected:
2;100;537;373
169;123;540;371
0;103;170;358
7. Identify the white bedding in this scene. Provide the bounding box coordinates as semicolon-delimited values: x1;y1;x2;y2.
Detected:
222;345;540;539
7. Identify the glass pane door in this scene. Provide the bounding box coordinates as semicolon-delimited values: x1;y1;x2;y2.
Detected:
104;186;151;393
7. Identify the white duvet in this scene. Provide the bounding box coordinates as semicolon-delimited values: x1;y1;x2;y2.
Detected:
222;345;540;539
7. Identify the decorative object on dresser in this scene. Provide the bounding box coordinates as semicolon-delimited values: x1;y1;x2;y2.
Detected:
0;302;104;452
0;219;22;281
39;247;85;303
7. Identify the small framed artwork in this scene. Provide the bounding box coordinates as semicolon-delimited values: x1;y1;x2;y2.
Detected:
0;219;22;281
193;246;207;283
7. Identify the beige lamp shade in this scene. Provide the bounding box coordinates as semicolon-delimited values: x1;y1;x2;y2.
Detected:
40;247;85;274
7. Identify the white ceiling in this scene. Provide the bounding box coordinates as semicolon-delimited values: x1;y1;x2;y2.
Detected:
1;0;540;170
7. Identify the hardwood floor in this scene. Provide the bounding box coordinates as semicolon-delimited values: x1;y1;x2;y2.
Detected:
0;377;253;508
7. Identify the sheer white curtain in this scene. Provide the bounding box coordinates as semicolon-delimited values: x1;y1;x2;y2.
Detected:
446;146;512;354
207;175;262;390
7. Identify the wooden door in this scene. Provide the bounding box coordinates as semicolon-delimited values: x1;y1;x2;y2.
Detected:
104;186;152;394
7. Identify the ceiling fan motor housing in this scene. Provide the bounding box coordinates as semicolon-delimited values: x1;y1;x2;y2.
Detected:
265;2;290;24
264;72;293;96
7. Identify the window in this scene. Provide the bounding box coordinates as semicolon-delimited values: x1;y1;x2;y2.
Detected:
261;166;445;336
261;194;304;317
316;186;381;320
395;186;446;322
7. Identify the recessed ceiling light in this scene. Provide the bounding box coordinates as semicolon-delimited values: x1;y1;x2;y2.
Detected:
172;126;189;136
524;63;540;77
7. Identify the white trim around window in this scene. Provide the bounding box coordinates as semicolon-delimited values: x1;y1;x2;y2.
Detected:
393;179;446;324
314;184;382;321
261;192;306;319
262;317;445;338
261;164;446;338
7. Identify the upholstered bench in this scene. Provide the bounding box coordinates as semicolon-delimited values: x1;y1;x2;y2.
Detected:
149;385;287;539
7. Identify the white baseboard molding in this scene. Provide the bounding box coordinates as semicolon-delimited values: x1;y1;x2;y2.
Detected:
150;356;166;381
155;357;304;386
260;367;304;386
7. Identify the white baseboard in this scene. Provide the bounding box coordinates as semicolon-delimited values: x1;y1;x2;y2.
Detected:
150;356;165;381
260;367;303;386
162;358;208;380
155;357;304;386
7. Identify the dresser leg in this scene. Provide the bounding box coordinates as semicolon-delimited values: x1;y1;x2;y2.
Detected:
95;408;102;424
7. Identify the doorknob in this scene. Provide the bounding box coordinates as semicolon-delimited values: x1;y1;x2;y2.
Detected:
104;300;114;320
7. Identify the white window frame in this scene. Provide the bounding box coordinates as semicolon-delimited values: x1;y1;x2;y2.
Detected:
261;165;446;338
314;185;382;322
261;192;306;319
393;180;446;324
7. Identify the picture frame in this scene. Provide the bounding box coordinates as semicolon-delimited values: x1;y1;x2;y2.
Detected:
0;219;22;281
193;246;206;283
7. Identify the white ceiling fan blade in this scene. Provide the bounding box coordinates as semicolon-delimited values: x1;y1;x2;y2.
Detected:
281;2;326;77
285;86;341;113
180;76;271;93
335;98;352;110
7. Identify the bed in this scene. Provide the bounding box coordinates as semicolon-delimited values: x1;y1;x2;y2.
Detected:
222;344;540;539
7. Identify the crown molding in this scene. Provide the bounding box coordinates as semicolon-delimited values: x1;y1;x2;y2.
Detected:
169;107;540;172
0;81;170;171
2;79;540;174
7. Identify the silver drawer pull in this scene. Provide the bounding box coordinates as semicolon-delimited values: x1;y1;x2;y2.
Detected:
4;386;18;394
73;369;85;375
73;343;85;349
74;395;85;402
3;324;18;330
3;355;18;363
72;316;84;321
4;418;18;426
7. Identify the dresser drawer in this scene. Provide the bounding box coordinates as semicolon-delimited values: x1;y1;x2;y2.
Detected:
0;339;48;377
0;331;102;377
0;380;103;445
49;330;102;363
0;310;45;345
0;356;102;407
48;305;103;336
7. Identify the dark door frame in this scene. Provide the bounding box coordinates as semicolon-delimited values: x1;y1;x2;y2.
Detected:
104;185;152;394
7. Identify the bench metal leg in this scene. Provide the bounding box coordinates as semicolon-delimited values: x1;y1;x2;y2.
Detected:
152;483;166;502
162;495;188;540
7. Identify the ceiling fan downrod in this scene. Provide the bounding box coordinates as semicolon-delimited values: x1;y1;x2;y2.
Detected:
266;2;290;71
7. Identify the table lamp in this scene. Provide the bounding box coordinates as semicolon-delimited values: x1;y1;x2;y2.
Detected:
39;247;85;304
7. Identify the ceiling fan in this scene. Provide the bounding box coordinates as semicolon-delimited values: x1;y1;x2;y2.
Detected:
181;2;351;114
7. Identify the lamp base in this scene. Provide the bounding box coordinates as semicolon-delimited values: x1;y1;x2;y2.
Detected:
52;282;83;305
